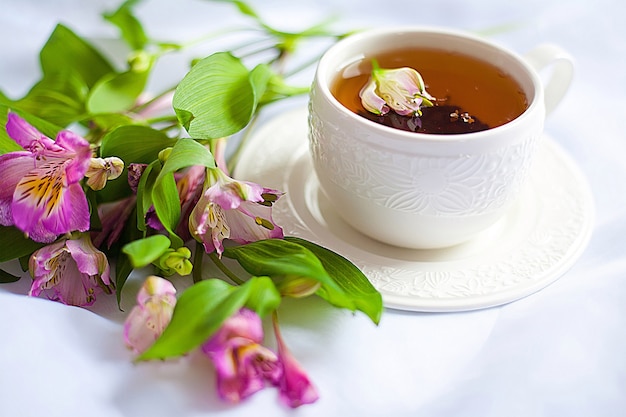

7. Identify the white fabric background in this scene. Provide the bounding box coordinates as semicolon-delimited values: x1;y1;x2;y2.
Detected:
1;1;624;416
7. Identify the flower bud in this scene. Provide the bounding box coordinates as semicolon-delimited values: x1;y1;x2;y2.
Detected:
158;147;172;163
85;156;125;191
157;247;193;276
276;276;321;298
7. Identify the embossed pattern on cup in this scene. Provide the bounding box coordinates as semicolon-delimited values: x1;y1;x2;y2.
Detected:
309;104;541;217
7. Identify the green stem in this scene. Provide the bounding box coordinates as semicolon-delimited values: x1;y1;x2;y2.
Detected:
193;242;204;283
226;113;260;175
158;123;182;134
130;85;176;113
230;38;279;60
282;51;326;78
170;26;254;50
145;115;179;125
209;252;245;285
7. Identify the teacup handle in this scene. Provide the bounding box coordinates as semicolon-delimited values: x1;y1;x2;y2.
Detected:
524;44;574;116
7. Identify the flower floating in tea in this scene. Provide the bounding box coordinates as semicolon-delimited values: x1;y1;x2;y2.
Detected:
359;60;435;117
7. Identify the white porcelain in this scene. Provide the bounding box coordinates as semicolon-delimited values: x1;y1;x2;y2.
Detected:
308;27;574;249
235;107;594;312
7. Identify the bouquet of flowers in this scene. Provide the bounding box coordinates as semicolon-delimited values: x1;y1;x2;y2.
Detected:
0;0;382;408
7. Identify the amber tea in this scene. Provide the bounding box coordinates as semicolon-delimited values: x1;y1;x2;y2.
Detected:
331;47;528;134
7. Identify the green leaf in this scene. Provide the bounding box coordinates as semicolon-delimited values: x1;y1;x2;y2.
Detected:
151;172;182;247
115;251;134;306
242;276;282;318
97;125;176;203
0;105;65;155
156;138;216;178
0;226;44;262
87;67;152;114
248;63;272;104
137;279;236;360
103;0;149;50
223;239;355;311
214;0;261;20
100;125;177;162
285;237;383;324
112;206;143;306
40;24;114;88
18;255;30;272
223;239;330;281
150;138;215;246
0;269;21;284
0;137;20;156
86;188;102;230
13;73;87;127
137;277;280;361
89;113;136;131
0;105;23;154
121;235;171;268
211;0;339;42
136;160;160;232
173;52;271;139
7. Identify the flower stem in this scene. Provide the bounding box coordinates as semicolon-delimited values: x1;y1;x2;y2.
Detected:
180;26;255;49
130;86;176;113
193;242;204;283
144;115;179;125
272;310;280;336
226;113;260;175
208;252;245;285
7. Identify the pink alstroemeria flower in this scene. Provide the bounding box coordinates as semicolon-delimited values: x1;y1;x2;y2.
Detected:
0;112;92;242
201;308;282;403
29;233;113;306
189;168;283;257
359;59;435;117
273;315;319;408
124;276;177;354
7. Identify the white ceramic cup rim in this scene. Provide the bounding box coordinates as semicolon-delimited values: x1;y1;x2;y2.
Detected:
315;25;544;144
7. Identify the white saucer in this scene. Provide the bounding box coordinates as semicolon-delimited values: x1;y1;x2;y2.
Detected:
235;107;594;312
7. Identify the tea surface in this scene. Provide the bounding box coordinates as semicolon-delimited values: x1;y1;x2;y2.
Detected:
331;47;528;134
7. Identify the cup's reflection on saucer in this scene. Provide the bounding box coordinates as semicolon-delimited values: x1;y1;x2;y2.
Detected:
308;27;574;249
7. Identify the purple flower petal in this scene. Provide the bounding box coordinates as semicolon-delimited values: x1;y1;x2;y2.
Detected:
204;308;264;351
5;113;52;149
273;318;319;408
93;196;136;249
123;276;177;354
223;199;284;244
0;152;33;226
28;235;112;306
66;237;110;284
127;163;148;194
209;338;279;402
359;79;389;115
361;63;435;118
55;130;92;185
201;308;282;403
29;240;66;298
190;170;284;256
2;113;92;241
12;170;90;242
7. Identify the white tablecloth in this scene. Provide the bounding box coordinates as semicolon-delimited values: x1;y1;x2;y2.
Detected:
1;1;624;416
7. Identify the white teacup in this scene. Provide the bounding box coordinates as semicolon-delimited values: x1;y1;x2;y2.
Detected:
308;26;573;249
